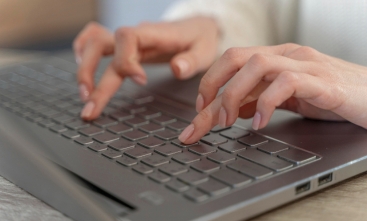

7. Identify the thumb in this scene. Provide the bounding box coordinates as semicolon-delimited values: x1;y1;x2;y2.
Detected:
170;44;216;80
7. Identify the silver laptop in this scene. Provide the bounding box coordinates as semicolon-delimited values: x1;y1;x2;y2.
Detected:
0;51;367;221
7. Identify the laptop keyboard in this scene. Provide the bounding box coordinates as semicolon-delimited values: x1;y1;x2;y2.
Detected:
0;60;320;203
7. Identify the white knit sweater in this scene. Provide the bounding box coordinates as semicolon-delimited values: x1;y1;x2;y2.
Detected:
163;0;367;66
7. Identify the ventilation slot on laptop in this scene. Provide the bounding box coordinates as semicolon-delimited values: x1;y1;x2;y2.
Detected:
318;173;333;186
295;181;311;195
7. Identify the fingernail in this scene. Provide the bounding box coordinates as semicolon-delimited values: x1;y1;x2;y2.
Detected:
176;59;189;76
75;55;82;65
79;84;90;102
81;101;95;118
219;107;227;128
178;124;195;143
196;93;204;113
252;112;261;130
131;75;147;85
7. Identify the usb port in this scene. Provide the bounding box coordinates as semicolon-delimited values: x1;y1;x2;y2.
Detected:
318;173;333;186
295;182;311;195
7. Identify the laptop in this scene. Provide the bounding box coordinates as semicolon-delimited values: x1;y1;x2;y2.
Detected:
0;50;367;221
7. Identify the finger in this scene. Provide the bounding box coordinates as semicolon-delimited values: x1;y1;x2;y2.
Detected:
73;22;113;63
178;95;223;144
170;39;217;80
80;63;123;120
220;54;305;127
77;36;114;101
196;44;300;112
254;71;323;130
113;27;147;85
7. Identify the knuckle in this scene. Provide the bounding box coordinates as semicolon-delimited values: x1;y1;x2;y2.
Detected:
85;21;102;33
297;46;319;56
197;108;212;122
200;75;214;89
258;93;274;108
115;27;134;39
278;71;298;85
222;88;237;102
248;53;268;68
223;47;242;60
283;43;299;49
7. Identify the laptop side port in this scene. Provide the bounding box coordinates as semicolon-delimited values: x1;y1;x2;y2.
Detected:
318;173;333;186
295;182;311;195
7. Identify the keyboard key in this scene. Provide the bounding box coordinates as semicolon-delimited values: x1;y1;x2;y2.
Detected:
238;134;268;147
138;109;161;119
109;111;133;121
124;146;152;159
184;188;209;202
102;148;123;159
79;125;104;136
220;127;250;140
124;117;149;127
207;151;236;163
189;144;217;156
154;144;182;156
66;120;90;130
122;104;146;114
139;123;164;133
210;125;231;133
159;163;188;176
171;139;199;148
67;107;82;116
138;136;165;149
88;143;107;152
277;148;317;165
218;142;247;153
38;119;55;127
52;114;74;124
200;134;228;146
132;164;154;175
141;155;169;167
102;106;118;116
108;139;135;151
197;179;230;196
190;159;220;173
62;130;80;139
154;130;179;141
238;149;293;172
93;132;120;143
227;159;273;179
166;179;189;192
40;109;61;118
152;115;176;125
122;130;149;141
49;124;68;133
107;123;133;134
210;169;251;188
172;152;200;164
178;171;209;185
166;121;189;132
116;156;137;167
148;172;171;183
257;142;289;154
93;117;117;128
74;136;94;145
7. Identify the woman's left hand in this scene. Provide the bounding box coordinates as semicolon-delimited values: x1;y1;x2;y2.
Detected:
178;43;367;143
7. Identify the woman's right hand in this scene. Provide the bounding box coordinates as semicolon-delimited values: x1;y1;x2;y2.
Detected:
73;16;220;120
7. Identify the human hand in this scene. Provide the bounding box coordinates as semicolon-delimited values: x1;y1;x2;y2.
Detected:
73;17;220;120
178;43;367;143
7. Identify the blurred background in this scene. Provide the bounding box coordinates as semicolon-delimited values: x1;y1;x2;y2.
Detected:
0;0;174;51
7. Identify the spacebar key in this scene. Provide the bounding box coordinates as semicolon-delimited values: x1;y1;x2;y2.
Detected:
238;149;293;172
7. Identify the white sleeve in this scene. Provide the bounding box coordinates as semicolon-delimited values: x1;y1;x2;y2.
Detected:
162;0;298;56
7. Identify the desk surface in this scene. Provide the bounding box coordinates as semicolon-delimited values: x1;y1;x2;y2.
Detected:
1;51;367;221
